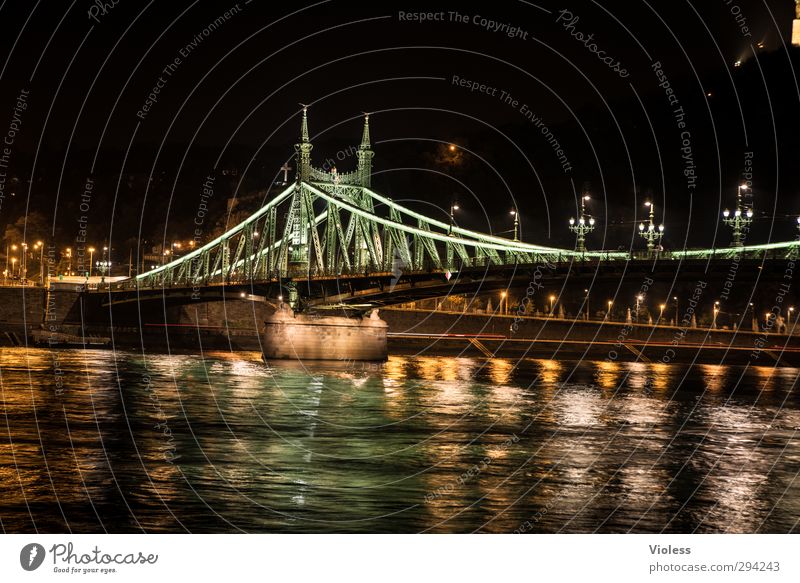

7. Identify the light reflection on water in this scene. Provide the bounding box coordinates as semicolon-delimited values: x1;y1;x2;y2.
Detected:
0;347;798;533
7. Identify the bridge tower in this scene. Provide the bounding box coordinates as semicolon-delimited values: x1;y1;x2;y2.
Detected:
356;113;374;187
289;106;312;274
294;105;313;182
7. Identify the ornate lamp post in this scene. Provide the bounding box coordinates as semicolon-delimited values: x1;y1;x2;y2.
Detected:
568;194;594;255
722;184;753;247
95;260;112;282
638;201;664;254
97;245;110;283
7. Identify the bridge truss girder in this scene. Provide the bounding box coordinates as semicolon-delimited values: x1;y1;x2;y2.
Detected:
129;180;799;295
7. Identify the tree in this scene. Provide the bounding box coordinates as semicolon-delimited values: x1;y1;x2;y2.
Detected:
3;211;50;246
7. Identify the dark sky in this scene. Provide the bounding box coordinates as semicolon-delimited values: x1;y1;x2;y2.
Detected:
0;0;798;254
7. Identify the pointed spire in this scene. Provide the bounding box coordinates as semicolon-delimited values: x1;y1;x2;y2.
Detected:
299;104;310;143
294;103;313;182
356;112;374;187
359;113;371;149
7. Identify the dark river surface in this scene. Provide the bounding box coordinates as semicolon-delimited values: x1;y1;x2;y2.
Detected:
0;347;798;533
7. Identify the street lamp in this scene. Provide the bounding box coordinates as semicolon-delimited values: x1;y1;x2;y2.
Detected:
639;201;664;254
3;244;10;284
549;294;556;317
100;246;109;282
21;242;28;281
95;260;112;278
501;290;507;315
659;303;666;324
510;209;519;241
584;288;590;321
449;201;459;234
636;294;644;323
712;301;720;329
10;244;17;278
568;194;595;255
34;241;45;284
722;184;753;247
607;300;613;321
65;247;72;276
88;247;96;277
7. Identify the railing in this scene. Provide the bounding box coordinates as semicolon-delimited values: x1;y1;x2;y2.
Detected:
389;304;800;336
108;245;800;292
308;166;360;185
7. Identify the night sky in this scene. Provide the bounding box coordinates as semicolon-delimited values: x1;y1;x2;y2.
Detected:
0;0;798;261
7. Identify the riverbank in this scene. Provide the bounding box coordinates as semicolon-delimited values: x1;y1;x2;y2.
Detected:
1;283;798;366
381;308;800;366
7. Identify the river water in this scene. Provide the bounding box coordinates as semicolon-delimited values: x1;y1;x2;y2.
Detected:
0;347;798;533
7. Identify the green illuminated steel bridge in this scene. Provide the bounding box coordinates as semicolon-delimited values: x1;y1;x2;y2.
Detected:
112;108;799;310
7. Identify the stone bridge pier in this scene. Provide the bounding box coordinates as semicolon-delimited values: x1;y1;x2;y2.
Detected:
262;304;388;361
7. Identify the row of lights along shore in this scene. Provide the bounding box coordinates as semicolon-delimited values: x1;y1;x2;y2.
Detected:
2;237;213;284
488;290;798;330
2;243;112;284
